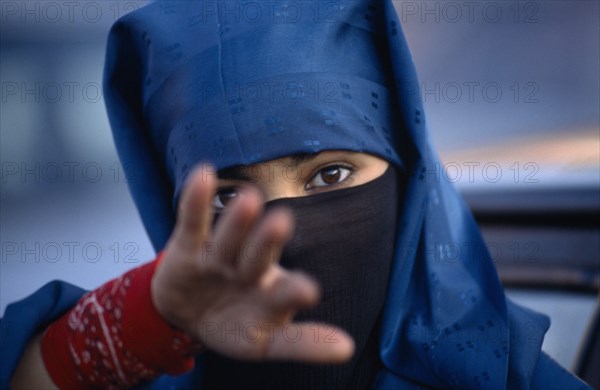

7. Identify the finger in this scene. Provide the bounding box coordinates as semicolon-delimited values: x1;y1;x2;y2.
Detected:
237;208;294;285
211;185;264;267
173;164;217;251
264;268;320;312
265;322;355;364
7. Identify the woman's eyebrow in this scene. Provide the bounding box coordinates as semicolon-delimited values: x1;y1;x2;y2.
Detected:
218;166;255;181
218;153;320;181
289;153;319;167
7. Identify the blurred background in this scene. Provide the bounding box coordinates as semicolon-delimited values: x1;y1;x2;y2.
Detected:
1;0;599;380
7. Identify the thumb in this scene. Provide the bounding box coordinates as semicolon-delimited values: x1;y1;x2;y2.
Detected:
264;322;355;364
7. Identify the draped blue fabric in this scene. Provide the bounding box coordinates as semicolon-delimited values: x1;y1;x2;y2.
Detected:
0;1;591;389
0;282;85;387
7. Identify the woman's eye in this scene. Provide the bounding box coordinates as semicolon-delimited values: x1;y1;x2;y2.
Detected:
213;188;239;210
307;166;353;189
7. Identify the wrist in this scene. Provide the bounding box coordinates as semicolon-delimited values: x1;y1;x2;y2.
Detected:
150;247;209;345
150;249;194;336
121;253;198;374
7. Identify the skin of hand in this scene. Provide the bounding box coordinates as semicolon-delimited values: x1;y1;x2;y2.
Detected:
151;164;356;363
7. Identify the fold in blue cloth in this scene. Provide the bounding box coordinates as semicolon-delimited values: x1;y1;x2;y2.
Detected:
1;1;591;389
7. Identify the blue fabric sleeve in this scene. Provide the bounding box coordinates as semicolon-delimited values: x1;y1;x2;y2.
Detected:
0;281;86;388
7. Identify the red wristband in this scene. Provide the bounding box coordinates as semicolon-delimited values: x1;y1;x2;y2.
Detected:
41;253;197;389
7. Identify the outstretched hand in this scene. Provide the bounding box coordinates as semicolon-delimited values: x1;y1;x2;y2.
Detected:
151;165;355;363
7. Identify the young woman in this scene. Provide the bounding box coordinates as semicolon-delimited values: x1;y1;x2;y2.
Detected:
2;1;591;388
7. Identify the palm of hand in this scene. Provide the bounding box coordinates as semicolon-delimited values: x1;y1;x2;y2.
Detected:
151;165;354;364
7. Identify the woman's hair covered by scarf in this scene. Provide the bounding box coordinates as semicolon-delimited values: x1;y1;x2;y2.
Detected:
102;1;591;388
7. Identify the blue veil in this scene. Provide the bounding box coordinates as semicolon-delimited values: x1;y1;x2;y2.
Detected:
0;1;591;388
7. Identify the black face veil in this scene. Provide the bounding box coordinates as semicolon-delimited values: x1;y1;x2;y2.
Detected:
203;166;400;389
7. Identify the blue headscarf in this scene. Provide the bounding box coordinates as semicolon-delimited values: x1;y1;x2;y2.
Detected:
0;1;591;389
